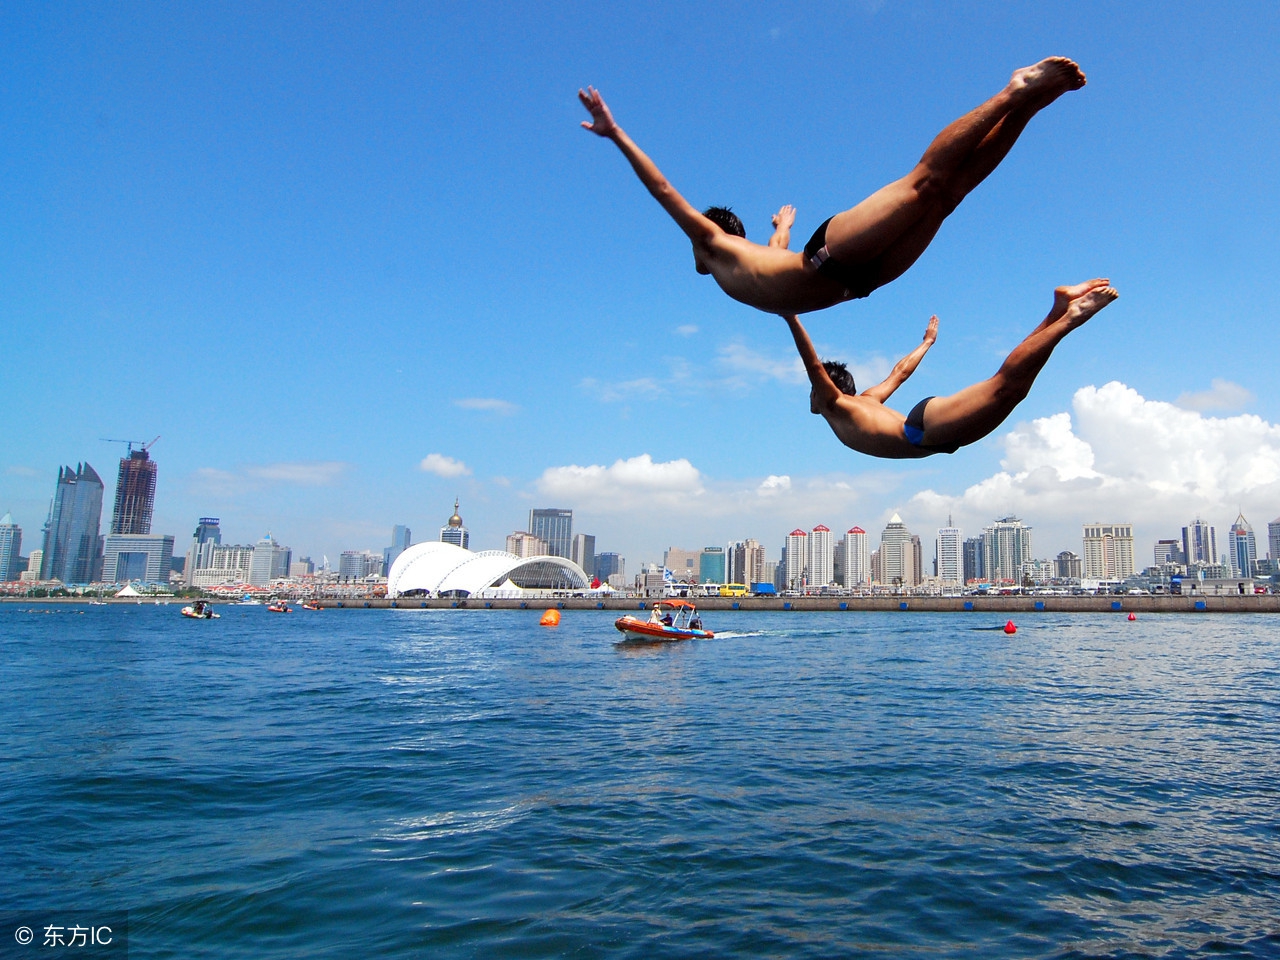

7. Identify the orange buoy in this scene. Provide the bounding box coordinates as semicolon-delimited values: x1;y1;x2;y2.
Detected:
539;609;560;626
1128;612;1137;621
1003;620;1017;635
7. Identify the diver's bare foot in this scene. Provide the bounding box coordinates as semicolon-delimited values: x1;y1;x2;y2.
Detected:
1009;57;1086;104
1062;285;1118;328
1051;278;1110;319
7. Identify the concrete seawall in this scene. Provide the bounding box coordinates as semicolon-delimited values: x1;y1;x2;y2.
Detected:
316;595;1280;614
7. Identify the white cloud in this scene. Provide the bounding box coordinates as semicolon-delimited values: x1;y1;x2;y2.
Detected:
580;376;665;403
420;453;471;478
245;462;348;486
675;324;699;337
757;475;792;496
718;343;805;385
537;454;704;510
453;398;519;415
1175;379;1255;412
909;381;1280;548
4;465;41;478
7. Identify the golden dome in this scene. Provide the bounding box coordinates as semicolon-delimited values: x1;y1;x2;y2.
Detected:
447;498;463;528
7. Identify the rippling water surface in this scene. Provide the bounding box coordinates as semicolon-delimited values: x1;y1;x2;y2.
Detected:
2;604;1279;958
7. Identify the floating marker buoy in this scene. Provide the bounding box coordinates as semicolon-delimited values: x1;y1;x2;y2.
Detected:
539;609;560;626
1003;620;1017;635
1128;612;1137;621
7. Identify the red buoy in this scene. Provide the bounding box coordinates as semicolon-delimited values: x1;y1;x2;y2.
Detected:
539;609;561;626
1127;612;1137;621
1003;620;1017;634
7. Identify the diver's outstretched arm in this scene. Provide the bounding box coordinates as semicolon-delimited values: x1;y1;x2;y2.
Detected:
861;316;938;405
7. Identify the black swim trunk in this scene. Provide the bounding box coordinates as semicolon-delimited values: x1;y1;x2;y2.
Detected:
803;217;878;300
903;397;961;455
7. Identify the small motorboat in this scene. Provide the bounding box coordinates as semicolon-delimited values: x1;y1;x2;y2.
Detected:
615;600;713;642
181;601;220;620
300;600;322;611
267;601;292;613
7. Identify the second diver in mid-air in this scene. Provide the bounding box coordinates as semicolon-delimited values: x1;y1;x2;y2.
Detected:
579;57;1087;316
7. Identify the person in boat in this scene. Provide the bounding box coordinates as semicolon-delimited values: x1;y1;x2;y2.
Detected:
577;58;1086;317
648;604;663;624
783;280;1117;458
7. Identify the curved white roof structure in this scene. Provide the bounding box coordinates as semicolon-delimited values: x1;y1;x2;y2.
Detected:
386;541;594;598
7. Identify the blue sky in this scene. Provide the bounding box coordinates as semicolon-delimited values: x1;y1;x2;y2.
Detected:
3;1;1279;569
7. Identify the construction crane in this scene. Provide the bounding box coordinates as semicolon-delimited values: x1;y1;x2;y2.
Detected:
99;436;161;455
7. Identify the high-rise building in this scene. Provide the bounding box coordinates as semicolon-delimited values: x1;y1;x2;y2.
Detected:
784;529;807;589
594;552;623;582
440;500;469;549
289;557;315;577
963;537;984;583
103;534;175;583
1154;539;1184;566
184;517;222;584
1182;518;1217;566
730;539;766;587
110;448;158;535
1056;550;1083;579
1268;517;1280;561
663;547;699;581
935;517;962;585
41;463;105;583
21;550;44;582
339;550;383;579
878;513;919;587
188;544;255;587
529;508;572;559
572;534;596;578
1227;513;1257;577
384;525;412;573
249;534;291;585
699;546;725;584
506;531;549;557
807;525;834;586
842;527;869;588
982;517;1032;583
0;513;22;582
1082;523;1135;580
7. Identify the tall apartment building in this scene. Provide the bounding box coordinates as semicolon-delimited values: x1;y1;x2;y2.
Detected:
663;547;699;581
730;538;766;587
529;508;572;559
184;518;222;585
339;550;384;579
102;534;175;582
842;527;870;588
1182;518;1217;566
572;534;596;578
110;448;158;535
935;517;962;585
249;534;292;585
0;513;22;582
594;552;623;582
384;525;412;572
440;500;469;549
1056;550;1083;579
1082;523;1135;580
189;544;254;587
41;463;104;583
982;517;1032;583
963;537;984;583
1227;513;1257;577
807;525;834;587
506;531;548;557
783;529;807;589
1154;539;1184;566
878;513;919;587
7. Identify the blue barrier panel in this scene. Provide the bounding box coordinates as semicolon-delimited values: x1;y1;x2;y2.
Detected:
783;602;792;611
337;602;344;608
451;601;458;608
838;601;848;610
963;600;974;611
731;602;740;610
520;602;528;609
420;601;427;608
390;601;397;608
899;601;908;611
1195;600;1207;611
638;602;647;609
485;602;493;609
596;602;604;609
1111;600;1122;611
363;602;370;608
1034;601;1045;611
558;601;566;609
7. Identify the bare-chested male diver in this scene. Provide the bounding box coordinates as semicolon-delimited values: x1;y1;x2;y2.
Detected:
579;57;1086;316
785;281;1118;458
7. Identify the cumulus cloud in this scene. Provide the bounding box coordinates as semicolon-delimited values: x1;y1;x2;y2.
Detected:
453;398;519;415
420;453;471;478
910;381;1280;548
758;475;792;496
537;454;704;510
1175;379;1255;413
718;343;806;385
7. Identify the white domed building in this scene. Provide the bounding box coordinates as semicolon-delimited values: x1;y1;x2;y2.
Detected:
386;541;598;599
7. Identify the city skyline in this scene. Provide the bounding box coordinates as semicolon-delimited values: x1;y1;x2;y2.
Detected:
2;5;1279;567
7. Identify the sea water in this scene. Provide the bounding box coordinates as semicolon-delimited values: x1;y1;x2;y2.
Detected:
1;604;1278;959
